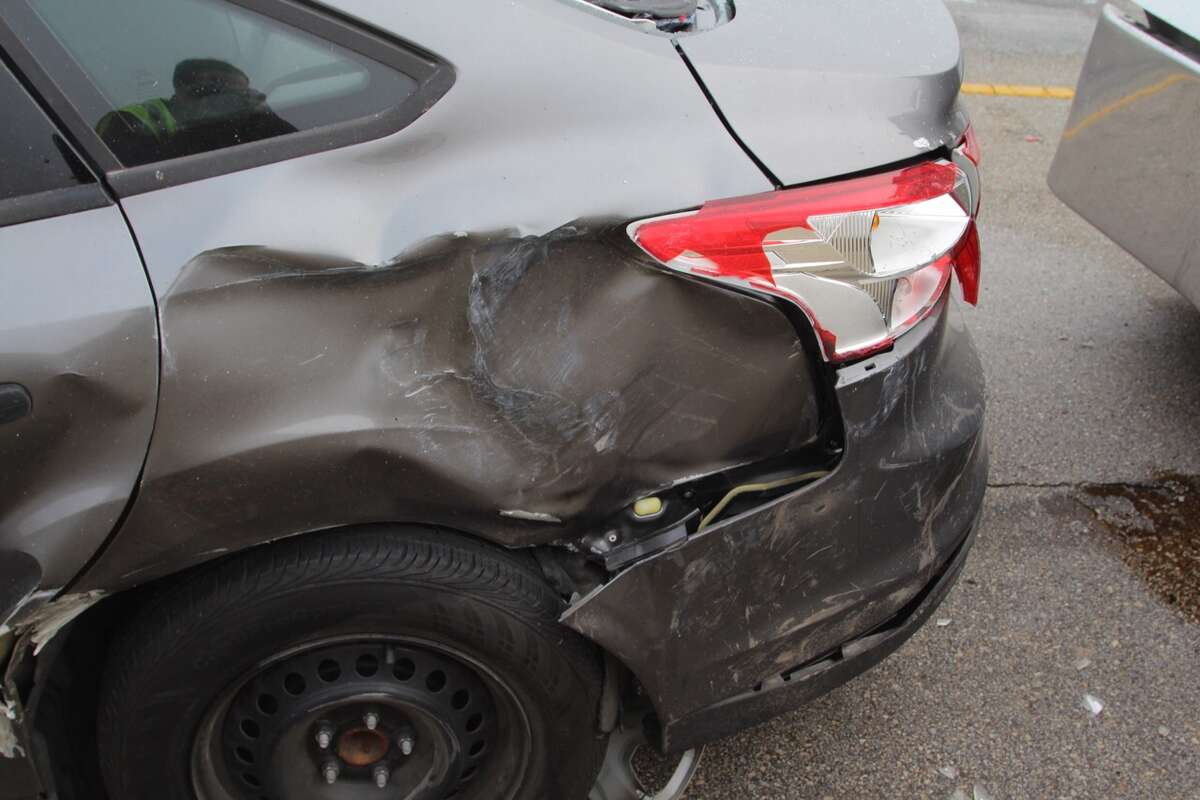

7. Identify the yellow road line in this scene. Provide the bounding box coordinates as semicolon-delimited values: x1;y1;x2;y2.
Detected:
962;82;1075;99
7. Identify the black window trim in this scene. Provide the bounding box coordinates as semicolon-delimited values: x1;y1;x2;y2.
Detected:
0;183;111;229
0;0;455;198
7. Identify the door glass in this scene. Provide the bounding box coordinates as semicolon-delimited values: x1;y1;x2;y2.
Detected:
0;62;94;201
28;0;418;167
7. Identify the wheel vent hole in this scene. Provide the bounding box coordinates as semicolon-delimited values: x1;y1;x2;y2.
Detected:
235;746;255;764
356;653;379;677
240;719;261;739
283;673;307;695
242;772;261;787
451;689;470;710
465;713;483;733
256;694;278;715
468;740;486;758
425;670;446;693
461;765;477;780
393;658;415;681
317;659;341;682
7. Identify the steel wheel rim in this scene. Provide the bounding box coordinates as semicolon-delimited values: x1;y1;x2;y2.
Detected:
192;634;533;800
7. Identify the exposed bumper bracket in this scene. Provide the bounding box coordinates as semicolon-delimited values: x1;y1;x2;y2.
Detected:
589;707;703;800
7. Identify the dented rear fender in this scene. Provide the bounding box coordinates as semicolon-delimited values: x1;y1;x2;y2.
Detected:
77;225;829;591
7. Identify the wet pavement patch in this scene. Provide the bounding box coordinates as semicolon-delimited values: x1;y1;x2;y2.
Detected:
1076;473;1200;624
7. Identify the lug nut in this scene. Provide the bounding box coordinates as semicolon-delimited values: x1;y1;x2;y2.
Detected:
363;710;380;730
322;760;340;785
397;732;415;756
315;723;334;750
373;764;390;788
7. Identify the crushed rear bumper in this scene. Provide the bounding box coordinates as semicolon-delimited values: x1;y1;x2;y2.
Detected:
562;295;987;752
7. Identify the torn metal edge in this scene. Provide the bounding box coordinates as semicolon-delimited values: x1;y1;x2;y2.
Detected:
23;591;106;656
0;591;106;760
0;698;22;759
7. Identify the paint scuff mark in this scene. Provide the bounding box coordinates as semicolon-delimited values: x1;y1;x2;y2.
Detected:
500;509;563;524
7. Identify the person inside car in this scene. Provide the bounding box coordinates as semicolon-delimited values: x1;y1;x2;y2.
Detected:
96;57;295;164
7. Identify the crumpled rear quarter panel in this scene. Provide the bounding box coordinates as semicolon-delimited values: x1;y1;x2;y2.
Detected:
80;227;822;589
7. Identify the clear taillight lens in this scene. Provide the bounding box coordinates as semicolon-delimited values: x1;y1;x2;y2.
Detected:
629;135;981;362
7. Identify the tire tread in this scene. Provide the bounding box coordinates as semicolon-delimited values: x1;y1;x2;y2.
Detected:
98;526;604;799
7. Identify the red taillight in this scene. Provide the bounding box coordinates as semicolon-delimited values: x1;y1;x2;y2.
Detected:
952;221;981;305
635;161;959;285
630;137;981;362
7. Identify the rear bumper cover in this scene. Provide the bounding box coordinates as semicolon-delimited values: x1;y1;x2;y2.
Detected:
562;295;987;751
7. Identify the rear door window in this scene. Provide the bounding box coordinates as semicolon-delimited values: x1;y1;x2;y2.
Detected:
0;60;105;226
0;61;93;201
24;0;425;167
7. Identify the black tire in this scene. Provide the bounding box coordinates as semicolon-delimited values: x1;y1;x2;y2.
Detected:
97;526;607;800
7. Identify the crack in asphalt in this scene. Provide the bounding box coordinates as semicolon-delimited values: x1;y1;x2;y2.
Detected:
987;480;1164;490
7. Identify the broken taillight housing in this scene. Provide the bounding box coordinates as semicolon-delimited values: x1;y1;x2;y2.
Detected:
629;134;981;362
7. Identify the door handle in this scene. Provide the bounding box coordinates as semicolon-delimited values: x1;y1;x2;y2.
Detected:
0;383;32;425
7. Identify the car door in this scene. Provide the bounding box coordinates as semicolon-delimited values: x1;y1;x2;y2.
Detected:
0;0;457;590
0;57;157;624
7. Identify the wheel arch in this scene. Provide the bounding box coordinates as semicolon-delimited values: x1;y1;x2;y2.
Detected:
27;521;629;799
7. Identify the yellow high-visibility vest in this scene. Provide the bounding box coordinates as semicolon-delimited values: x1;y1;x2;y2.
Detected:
98;97;178;140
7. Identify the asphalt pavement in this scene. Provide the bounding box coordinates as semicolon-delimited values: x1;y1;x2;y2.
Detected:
673;2;1200;797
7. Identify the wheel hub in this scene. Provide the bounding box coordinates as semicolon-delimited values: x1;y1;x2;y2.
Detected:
337;727;390;766
219;641;496;798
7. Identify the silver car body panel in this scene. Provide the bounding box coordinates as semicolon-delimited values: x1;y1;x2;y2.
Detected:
677;0;969;187
1048;5;1200;309
0;206;158;591
122;0;769;285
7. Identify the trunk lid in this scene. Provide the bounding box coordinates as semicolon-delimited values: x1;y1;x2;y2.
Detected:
677;0;966;186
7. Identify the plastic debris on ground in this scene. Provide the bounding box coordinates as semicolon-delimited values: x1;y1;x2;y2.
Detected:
1083;693;1105;716
936;618;952;627
1073;657;1092;671
973;785;995;800
938;766;960;780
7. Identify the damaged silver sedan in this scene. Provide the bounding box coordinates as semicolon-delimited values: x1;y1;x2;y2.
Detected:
0;0;986;798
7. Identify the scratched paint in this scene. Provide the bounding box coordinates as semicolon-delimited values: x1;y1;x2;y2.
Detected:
562;297;988;751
